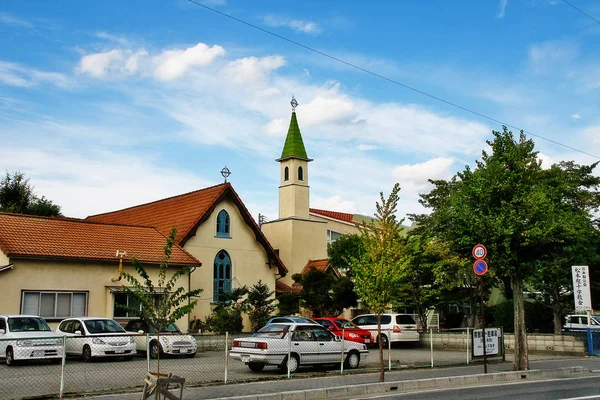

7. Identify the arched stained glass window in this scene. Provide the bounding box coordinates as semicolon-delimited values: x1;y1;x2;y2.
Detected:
298;166;304;181
213;250;232;302
284;166;289;181
216;210;230;238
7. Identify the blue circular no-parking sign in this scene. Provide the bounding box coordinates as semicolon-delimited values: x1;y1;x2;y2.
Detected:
473;260;488;275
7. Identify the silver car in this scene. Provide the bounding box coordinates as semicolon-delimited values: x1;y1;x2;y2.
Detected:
230;323;368;372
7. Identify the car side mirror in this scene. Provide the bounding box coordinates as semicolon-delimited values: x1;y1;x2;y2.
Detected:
74;330;84;336
138;330;145;334
334;335;341;342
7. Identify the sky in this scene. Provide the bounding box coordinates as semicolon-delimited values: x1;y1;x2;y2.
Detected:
1;0;599;223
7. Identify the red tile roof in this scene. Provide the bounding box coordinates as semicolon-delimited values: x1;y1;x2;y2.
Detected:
0;213;200;265
301;259;341;278
86;183;287;276
309;208;355;224
275;280;292;293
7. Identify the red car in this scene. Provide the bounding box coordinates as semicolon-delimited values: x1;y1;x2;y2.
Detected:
313;317;372;344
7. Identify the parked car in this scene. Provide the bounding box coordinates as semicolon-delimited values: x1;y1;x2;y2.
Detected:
125;319;196;358
265;316;318;325
351;313;419;347
0;315;63;366
56;317;136;362
563;314;600;332
312;317;372;344
230;322;368;373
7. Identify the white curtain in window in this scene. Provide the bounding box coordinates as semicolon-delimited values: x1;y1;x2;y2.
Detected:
57;293;71;317
40;293;55;317
72;293;86;316
22;292;40;315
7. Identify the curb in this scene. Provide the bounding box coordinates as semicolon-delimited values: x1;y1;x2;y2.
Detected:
214;366;586;400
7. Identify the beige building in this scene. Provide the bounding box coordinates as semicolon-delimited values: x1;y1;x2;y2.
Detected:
0;183;286;331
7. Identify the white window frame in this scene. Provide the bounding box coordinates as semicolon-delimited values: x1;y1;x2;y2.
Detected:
21;291;88;319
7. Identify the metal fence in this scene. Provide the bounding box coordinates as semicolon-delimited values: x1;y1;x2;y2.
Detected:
1;329;502;400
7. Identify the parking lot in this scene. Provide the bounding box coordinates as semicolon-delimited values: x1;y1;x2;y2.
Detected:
0;343;475;400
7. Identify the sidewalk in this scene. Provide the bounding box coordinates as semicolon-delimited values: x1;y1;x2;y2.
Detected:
86;357;600;400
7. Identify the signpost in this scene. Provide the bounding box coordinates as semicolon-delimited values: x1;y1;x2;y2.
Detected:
473;328;501;357
472;244;488;373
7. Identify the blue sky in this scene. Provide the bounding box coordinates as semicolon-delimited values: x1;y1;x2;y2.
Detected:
1;0;599;221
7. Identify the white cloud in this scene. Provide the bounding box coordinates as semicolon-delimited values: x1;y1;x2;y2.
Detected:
263;15;322;35
497;0;508;19
0;12;33;29
95;31;131;47
528;41;579;72
357;144;376;151
220;55;285;85
392;158;455;191
572;113;581;120
312;195;359;214
78;49;125;78
153;43;225;81
0;61;71;88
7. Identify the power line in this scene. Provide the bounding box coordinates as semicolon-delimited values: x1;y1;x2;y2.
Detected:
186;0;600;160
561;0;600;26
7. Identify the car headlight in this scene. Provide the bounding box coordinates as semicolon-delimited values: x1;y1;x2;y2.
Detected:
92;337;106;345
160;336;168;343
129;336;135;344
50;338;62;346
349;333;359;338
16;340;32;347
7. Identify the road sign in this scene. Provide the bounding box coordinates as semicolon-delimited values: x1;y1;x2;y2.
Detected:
473;260;488;275
472;244;487;259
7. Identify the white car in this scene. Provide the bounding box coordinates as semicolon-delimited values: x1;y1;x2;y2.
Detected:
0;315;63;366
563;314;600;332
230;323;369;373
56;317;136;362
351;313;420;347
125;319;196;358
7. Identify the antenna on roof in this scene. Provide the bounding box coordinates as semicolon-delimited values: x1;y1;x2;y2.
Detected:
112;250;128;282
220;166;231;183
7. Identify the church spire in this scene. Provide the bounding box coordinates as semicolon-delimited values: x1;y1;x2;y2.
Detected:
278;96;312;161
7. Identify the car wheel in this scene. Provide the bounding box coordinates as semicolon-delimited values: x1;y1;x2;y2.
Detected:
82;345;93;363
247;362;265;372
279;354;299;373
149;341;163;359
6;347;15;366
344;351;360;369
377;334;389;348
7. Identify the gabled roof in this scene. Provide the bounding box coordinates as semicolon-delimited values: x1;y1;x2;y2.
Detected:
310;208;355;224
277;112;312;162
86;183;287;277
301;259;341;278
275;280;293;293
0;213;200;266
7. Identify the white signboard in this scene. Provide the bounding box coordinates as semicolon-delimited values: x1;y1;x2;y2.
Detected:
571;266;592;312
473;328;501;356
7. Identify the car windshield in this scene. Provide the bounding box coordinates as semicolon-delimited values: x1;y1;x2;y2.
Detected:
84;319;126;334
253;324;289;338
334;320;358;329
150;323;181;333
8;317;51;332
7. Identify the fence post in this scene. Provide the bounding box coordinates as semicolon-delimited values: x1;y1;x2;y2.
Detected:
287;329;292;378
340;329;345;374
501;327;505;361
59;335;66;399
146;333;150;372
430;328;434;368
224;332;229;384
388;328;391;371
466;327;470;365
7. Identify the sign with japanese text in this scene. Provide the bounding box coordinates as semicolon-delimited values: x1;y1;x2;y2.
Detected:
473;328;501;356
571;266;592;312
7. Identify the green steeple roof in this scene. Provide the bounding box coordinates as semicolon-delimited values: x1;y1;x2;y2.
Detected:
278;112;311;161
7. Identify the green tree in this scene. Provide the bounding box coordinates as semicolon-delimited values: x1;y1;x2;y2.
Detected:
327;234;365;277
205;287;248;333
0;171;61;216
292;268;357;317
349;183;406;382
275;291;300;316
247;280;276;331
121;227;202;373
418;127;600;371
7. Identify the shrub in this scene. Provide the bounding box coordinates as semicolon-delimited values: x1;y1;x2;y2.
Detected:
204;307;243;333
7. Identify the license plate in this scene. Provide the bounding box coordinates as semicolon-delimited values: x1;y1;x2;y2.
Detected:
115;350;124;354
365;339;371;343
241;355;250;363
33;350;45;357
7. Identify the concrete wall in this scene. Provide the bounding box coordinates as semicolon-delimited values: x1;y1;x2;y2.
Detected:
0;258;190;331
420;331;587;356
184;198;278;329
279;158;309;219
0;249;9;265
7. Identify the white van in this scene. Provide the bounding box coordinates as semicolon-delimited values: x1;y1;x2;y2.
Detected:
563;314;600;332
351;313;420;347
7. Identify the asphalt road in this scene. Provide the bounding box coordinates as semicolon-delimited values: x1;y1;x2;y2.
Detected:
348;376;600;400
0;345;472;399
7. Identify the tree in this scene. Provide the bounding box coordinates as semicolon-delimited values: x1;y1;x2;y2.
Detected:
349;183;406;382
418;127;600;371
327;234;365;277
121;227;202;373
204;287;248;333
0;171;61;216
292;268;357;317
247;280;276;331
